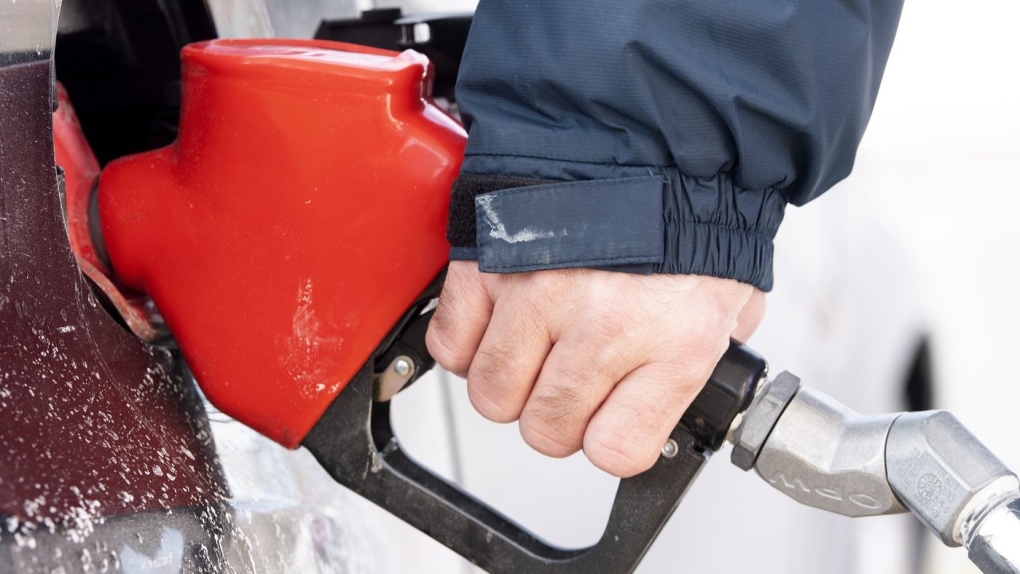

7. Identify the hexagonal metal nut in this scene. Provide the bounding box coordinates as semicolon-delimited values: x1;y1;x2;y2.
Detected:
730;372;800;470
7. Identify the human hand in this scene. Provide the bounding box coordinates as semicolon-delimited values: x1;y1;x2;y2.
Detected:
425;261;766;477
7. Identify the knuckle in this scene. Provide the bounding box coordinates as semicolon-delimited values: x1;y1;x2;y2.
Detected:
471;341;516;381
518;376;590;457
584;343;625;376
466;358;525;423
573;305;631;355
584;306;626;340
550;354;595;392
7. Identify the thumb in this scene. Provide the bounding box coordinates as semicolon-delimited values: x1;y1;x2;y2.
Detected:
733;289;766;342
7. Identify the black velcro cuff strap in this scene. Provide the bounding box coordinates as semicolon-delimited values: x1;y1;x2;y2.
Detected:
473;176;665;273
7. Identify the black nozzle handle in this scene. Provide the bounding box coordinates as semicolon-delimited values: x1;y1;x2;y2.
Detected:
304;340;766;574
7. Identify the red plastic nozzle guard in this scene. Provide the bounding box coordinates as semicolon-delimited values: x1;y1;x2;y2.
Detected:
98;39;466;448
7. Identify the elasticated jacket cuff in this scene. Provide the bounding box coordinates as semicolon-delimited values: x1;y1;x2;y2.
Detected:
447;163;786;292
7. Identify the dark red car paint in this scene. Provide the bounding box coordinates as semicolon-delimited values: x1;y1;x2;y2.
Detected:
0;60;224;527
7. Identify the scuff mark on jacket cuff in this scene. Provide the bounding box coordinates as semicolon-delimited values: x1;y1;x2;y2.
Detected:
473;176;665;273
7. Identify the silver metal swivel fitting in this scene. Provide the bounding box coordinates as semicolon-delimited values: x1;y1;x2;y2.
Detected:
730;373;1020;573
731;372;905;516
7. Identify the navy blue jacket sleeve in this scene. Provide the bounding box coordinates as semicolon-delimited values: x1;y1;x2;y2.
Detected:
446;0;903;291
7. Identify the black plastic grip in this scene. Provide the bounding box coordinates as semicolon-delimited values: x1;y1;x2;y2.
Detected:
303;340;767;574
682;341;768;451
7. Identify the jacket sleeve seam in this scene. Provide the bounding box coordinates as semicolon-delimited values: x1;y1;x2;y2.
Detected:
463;153;782;193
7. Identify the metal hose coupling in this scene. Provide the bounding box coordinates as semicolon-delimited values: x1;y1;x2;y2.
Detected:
731;374;1020;573
730;373;906;517
886;411;1020;572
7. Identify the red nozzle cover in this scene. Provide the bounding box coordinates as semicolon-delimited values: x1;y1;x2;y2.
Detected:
99;39;465;447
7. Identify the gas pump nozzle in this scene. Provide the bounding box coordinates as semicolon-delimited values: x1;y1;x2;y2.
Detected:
83;37;1018;574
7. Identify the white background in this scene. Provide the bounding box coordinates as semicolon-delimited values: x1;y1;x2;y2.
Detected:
854;0;1020;570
